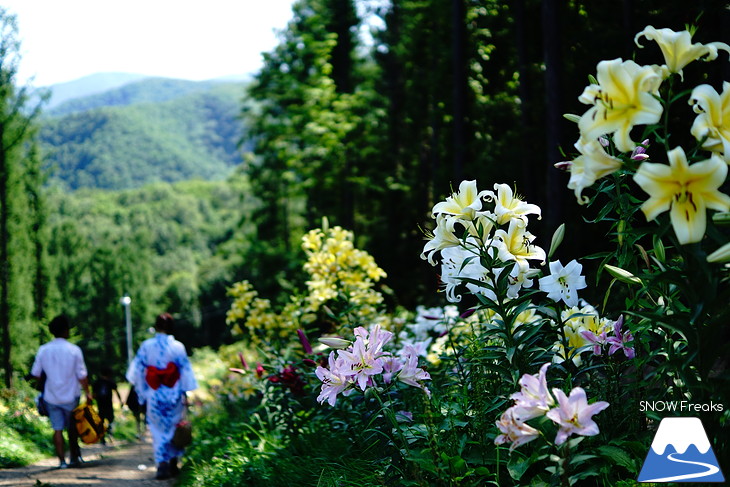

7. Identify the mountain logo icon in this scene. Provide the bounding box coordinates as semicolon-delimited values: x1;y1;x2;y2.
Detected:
638;417;725;483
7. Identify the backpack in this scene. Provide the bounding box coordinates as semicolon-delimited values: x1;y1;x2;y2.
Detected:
72;402;106;444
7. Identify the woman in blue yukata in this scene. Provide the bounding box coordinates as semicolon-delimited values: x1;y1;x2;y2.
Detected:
126;312;198;480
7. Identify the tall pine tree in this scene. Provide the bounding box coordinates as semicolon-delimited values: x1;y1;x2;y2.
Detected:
0;8;46;387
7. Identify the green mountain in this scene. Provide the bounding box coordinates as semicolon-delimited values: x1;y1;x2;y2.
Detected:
48;77;238;116
40;78;248;191
45;72;151;110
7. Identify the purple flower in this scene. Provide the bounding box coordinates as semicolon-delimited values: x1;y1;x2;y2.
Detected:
606;316;635;359
581;329;608;355
631;139;650;161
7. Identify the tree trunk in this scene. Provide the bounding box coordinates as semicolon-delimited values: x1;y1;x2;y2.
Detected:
451;0;467;182
0;122;11;387
513;0;535;199
542;0;564;230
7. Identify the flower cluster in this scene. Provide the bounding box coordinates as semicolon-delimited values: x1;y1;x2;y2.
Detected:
315;324;431;406
495;364;609;451
561;25;730;245
302;223;387;318
421;181;545;302
550;303;634;366
225;280;293;344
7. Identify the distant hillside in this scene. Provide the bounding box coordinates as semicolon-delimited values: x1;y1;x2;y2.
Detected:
48;77;238;116
40;80;249;191
46;72;151;109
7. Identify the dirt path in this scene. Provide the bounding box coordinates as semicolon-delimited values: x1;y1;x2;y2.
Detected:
0;435;176;487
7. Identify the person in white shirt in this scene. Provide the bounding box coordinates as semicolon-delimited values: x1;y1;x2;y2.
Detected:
31;315;93;469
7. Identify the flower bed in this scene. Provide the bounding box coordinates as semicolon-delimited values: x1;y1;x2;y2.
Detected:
183;24;729;487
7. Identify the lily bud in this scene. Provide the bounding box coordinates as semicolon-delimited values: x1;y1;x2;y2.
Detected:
548;223;565;260
318;336;351;349
707;242;730;263
297;329;313;354
617;220;625;246
604;264;643;285
652;235;665;263
712;212;730;226
631;139;650;161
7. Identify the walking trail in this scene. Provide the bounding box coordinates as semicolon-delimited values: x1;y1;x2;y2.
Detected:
0;435;176;487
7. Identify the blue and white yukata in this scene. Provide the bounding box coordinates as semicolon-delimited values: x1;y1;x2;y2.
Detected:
126;333;198;465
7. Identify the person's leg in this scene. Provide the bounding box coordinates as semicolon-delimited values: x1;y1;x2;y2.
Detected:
66;399;82;465
68;420;82;463
147;398;184;480
46;401;68;466
170;457;179;476
134;413;141;437
52;430;65;464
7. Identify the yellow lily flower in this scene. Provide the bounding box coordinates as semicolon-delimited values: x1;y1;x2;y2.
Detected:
566;137;624;204
494;219;546;271
689;82;730;158
633;147;730;244
431;179;488;220
420;214;462;266
488;183;541;225
578;58;664;152
634;26;730;79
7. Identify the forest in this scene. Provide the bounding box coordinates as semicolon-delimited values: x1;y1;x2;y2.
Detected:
1;0;730;484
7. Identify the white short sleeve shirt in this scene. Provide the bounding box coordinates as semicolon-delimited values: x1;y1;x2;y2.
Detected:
31;338;88;405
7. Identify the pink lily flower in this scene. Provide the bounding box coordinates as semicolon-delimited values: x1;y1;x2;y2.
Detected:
546;387;609;445
315;352;352;406
495;407;540;451
338;325;393;391
381;356;404;384
510;363;554;421
397;353;431;396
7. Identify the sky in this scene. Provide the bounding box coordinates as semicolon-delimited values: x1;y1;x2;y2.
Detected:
2;0;297;87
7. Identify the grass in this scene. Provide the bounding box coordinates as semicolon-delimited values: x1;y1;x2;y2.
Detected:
0;386;54;467
179;398;391;487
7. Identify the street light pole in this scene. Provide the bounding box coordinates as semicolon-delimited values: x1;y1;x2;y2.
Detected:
120;295;133;365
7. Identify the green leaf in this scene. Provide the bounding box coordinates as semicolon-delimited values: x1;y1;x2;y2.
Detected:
597;445;636;473
508;456;531;480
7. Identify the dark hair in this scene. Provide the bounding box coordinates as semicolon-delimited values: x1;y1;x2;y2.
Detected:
48;314;71;337
155;312;175;334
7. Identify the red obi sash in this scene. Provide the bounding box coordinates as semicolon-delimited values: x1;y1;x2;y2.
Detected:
145;362;180;390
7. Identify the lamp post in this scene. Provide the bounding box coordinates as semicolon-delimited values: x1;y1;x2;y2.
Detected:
120;295;133;365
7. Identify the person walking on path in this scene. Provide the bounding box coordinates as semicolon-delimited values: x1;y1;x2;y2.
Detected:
124;384;145;438
93;366;123;444
30;314;93;469
126;312;198;480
